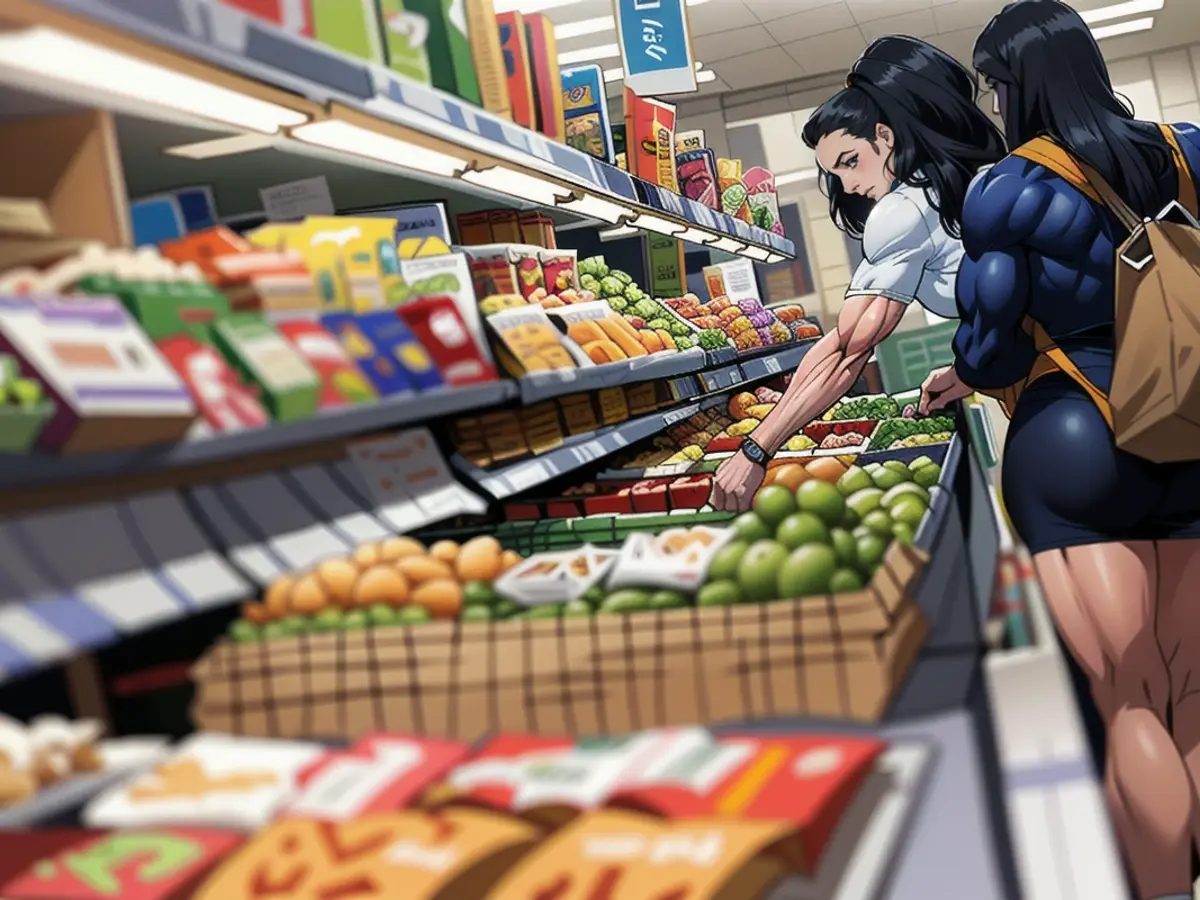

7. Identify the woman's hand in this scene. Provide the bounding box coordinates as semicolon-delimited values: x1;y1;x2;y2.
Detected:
919;365;973;415
710;453;765;513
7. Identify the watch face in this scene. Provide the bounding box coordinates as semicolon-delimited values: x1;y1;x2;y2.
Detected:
742;440;766;464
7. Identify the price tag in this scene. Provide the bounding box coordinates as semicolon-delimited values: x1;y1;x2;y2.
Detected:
764;356;782;375
663;404;698;426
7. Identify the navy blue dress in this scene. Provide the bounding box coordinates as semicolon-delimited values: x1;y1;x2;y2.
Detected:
952;123;1200;554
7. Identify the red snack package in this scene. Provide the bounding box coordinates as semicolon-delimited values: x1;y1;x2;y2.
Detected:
397;298;498;386
157;335;269;432
276;320;377;409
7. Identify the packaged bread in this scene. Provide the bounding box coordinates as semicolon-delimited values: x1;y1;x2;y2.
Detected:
488;305;578;375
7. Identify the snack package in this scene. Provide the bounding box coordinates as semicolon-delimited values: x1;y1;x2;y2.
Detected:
675;129;705;153
493;546;618;606
561;65;613;162
606;526;736;591
377;0;433;83
523;13;565;141
193;809;540;900
210;313;321;421
276;319;378;407
360;201;451;245
83;734;324;832
245;220;351;309
463;244;546;301
158;335;271;432
743;166;785;235
0;829;242;900
397;297;498;386
310;0;384;63
322;309;443;393
538;249;578;295
612;124;627;171
487;304;579;376
285;734;471;821
397;250;490;357
496;12;535;130
676;148;720;209
406;0;481;103
466;0;511;118
718;159;753;223
488;809;790;900
624;88;678;191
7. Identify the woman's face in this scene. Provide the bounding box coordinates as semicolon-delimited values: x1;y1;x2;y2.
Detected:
982;76;1008;127
814;125;895;201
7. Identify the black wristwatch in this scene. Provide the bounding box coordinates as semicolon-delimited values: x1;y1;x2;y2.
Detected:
739;436;770;466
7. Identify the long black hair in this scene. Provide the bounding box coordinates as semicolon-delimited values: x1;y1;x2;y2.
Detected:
801;36;1005;239
975;0;1172;219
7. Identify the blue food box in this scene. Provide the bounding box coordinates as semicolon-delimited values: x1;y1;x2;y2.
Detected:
320;310;443;394
561;65;613;163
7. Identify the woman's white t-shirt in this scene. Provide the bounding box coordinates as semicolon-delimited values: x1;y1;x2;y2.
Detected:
843;181;963;321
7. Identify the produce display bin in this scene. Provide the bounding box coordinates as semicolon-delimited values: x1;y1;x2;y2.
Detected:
0;402;54;453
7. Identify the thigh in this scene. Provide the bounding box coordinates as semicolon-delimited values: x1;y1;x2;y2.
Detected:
1155;539;1200;712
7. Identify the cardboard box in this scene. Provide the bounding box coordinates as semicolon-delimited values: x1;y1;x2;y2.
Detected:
624;88;677;191
407;0;481;103
456;211;491;245
311;0;384;63
466;0;511;119
496;12;535;129
562;65;614;162
523;14;564;142
487;210;521;244
211;314;321;422
158;335;271;432
518;211;555;249
376;0;433;83
322;310;444;394
276;320;378;407
357;201;450;243
0;295;196;454
192;544;931;742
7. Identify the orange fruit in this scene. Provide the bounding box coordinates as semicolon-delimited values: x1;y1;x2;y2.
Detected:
805;457;848;484
771;463;810;493
411;579;464;620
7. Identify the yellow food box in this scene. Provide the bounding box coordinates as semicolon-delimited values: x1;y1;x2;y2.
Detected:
480;411;528;462
596;386;630;425
452;415;492;467
558;393;601;435
520;402;565;454
624;382;658;416
487;305;578;376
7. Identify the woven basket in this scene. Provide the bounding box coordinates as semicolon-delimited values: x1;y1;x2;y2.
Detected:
191;544;929;742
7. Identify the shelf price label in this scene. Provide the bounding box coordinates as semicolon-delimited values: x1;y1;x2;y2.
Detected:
614;0;697;96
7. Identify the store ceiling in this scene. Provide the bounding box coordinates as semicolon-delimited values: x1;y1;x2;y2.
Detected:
533;0;1198;98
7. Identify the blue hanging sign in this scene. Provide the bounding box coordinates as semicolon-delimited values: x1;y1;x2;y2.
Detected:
613;0;697;96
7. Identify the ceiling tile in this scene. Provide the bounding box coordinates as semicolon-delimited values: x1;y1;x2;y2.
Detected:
933;26;983;69
858;9;938;43
748;0;845;24
767;2;857;45
715;46;806;91
782;26;867;77
932;0;996;34
845;0;932;22
693;24;778;63
686;1;761;38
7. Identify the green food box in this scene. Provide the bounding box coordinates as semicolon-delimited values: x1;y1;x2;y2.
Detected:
405;0;481;104
211;314;320;422
375;0;433;83
78;275;230;343
311;0;385;64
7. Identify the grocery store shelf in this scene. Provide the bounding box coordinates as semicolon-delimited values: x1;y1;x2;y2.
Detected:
453;342;812;500
0;380;517;494
4;0;793;259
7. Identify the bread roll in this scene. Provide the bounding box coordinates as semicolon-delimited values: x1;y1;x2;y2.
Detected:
315;558;359;608
379;536;427;562
396;556;454;584
353;566;410;608
290;574;327;614
352;543;382;568
263;576;295;619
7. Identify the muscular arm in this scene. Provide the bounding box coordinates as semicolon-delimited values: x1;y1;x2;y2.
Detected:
753;294;907;454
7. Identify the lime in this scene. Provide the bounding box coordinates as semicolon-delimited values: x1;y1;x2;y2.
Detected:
870;468;908;490
600;589;653;613
563;599;594;617
846;487;884;518
708;541;749;581
279;615;309;635
397;606;433;625
737;540;790;602
368;604;399;626
891;496;929;529
862;509;894;537
836;465;873;496
913;463;942;488
830;528;859;569
650;590;688;609
777;544;839;599
864;463;884;476
883;460;911;476
856;533;889;574
313;609;344;632
795;480;847;527
852;525;874;541
892;521;916;545
461;605;494;622
908;455;935;471
829;567;865;592
841;506;861;528
493;600;522;619
697;580;742;606
261;622;289;641
343;609;369;630
230;620;260;643
522;603;563;619
752;485;798;529
881;482;930;509
776;512;829;550
731;512;773;544
582;586;607;606
463;581;498;607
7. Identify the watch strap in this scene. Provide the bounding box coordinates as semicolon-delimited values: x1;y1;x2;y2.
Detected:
740;437;769;466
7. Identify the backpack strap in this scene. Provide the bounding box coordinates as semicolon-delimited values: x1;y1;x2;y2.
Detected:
1010;138;1102;204
1159;123;1198;215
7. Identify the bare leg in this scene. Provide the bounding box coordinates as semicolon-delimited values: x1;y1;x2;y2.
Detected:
1153;538;1200;851
1034;541;1194;899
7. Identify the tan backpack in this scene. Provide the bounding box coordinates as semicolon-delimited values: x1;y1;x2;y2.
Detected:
1006;126;1200;463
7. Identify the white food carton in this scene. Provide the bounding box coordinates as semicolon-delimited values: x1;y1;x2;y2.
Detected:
605;527;736;591
494;545;620;606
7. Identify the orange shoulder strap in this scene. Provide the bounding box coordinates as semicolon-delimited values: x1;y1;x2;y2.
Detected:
1010;138;1102;203
1159;123;1198;216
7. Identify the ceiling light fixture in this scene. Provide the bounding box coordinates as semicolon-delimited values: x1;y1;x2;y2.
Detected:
558;43;621;66
459;165;573;206
1090;16;1155;39
1080;0;1163;25
0;27;309;134
164;133;277;159
555;192;633;224
290;120;465;177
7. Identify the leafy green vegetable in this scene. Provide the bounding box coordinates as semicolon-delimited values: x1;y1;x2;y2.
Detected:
675;336;694;350
599;276;625;297
697;329;729;350
611;269;633;286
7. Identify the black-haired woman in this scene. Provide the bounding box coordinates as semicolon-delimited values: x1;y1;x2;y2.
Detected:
710;35;1004;511
919;3;1200;898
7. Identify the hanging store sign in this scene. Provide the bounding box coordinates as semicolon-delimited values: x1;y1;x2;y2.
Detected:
613;0;697;96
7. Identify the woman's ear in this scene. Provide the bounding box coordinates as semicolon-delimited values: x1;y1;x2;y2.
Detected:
876;123;894;149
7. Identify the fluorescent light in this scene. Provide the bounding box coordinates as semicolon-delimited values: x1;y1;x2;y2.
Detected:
0;28;308;134
599;224;640;241
742;246;771;261
1090;16;1155;39
631;213;687;236
290;120;465;177
558;43;620;66
555;193;633;224
1080;0;1163;25
775;168;820;186
709;237;747;254
164;133;277;159
460;166;572;205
